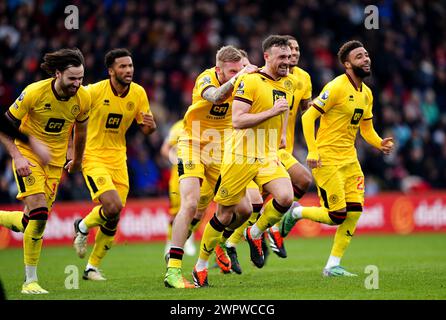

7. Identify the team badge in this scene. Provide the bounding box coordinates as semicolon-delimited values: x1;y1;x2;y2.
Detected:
25;176;35;186
329;194;339;204
97;177;106;186
284;80;293;91
126;101;135;111
219;187;229;198
71;105;80;116
185;160;195;170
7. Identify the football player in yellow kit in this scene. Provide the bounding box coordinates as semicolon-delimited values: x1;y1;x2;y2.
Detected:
0;48;90;294
72;48;156;281
282;40;394;276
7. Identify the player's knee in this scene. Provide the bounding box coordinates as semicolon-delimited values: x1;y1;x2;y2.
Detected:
328;211;347;225
103;200;123;218
181;197;198;216
274;193;293;209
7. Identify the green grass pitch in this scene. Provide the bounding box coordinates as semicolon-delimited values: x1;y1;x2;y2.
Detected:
1;233;445;300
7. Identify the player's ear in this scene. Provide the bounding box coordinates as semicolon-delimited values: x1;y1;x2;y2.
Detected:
108;67;114;77
215;66;221;74
55;70;62;79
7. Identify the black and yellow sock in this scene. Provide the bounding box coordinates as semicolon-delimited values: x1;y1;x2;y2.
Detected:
167;247;184;269
83;206;107;229
330;203;362;258
254;199;289;234
198;214;225;261
300;207;342;225
187;218;201;239
23;207;48;267
87;221;118;268
0;210;27;232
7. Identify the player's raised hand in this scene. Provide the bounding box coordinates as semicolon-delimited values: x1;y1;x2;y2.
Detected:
140;112;157;134
381;137;394;155
270;98;289;117
239;63;258;75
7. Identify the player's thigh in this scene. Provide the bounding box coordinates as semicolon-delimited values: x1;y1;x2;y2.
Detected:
246;181;263;205
82;164;118;203
197;179;214;211
343;161;365;206
214;162;259;206
312;165;346;211
256;159;291;195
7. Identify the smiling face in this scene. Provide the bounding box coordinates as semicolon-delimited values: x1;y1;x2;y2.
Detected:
346;46;371;78
288;39;300;67
264;45;291;78
108;56;134;86
55;65;84;97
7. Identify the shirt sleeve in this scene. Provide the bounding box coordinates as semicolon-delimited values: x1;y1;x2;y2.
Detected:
363;91;374;120
196;71;216;98
233;74;255;105
76;88;91;122
302;73;312;100
8;88;32;121
312;80;338;114
135;87;152;124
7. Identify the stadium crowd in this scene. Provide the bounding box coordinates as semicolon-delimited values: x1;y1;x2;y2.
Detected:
0;0;445;203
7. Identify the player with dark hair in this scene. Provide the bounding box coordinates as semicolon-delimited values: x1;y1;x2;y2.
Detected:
0;48;90;294
72;48;156;281
192;35;296;287
281;40;394;276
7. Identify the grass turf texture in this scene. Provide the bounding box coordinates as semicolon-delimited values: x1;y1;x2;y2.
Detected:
1;233;445;300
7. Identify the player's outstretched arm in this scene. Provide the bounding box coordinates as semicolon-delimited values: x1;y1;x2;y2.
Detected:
203;64;258;105
359;119;394;155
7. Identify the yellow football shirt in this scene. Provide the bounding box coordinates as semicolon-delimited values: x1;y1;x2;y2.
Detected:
286;66;312;153
311;73;374;165
181;67;234;150
231;70;296;159
84;79;152;168
8;78;90;167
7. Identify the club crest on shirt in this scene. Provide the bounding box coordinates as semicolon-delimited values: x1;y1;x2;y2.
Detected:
284;79;293;91
71;105;80;116
126;101;135;111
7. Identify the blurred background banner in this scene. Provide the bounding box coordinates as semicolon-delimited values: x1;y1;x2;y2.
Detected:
1;191;445;248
